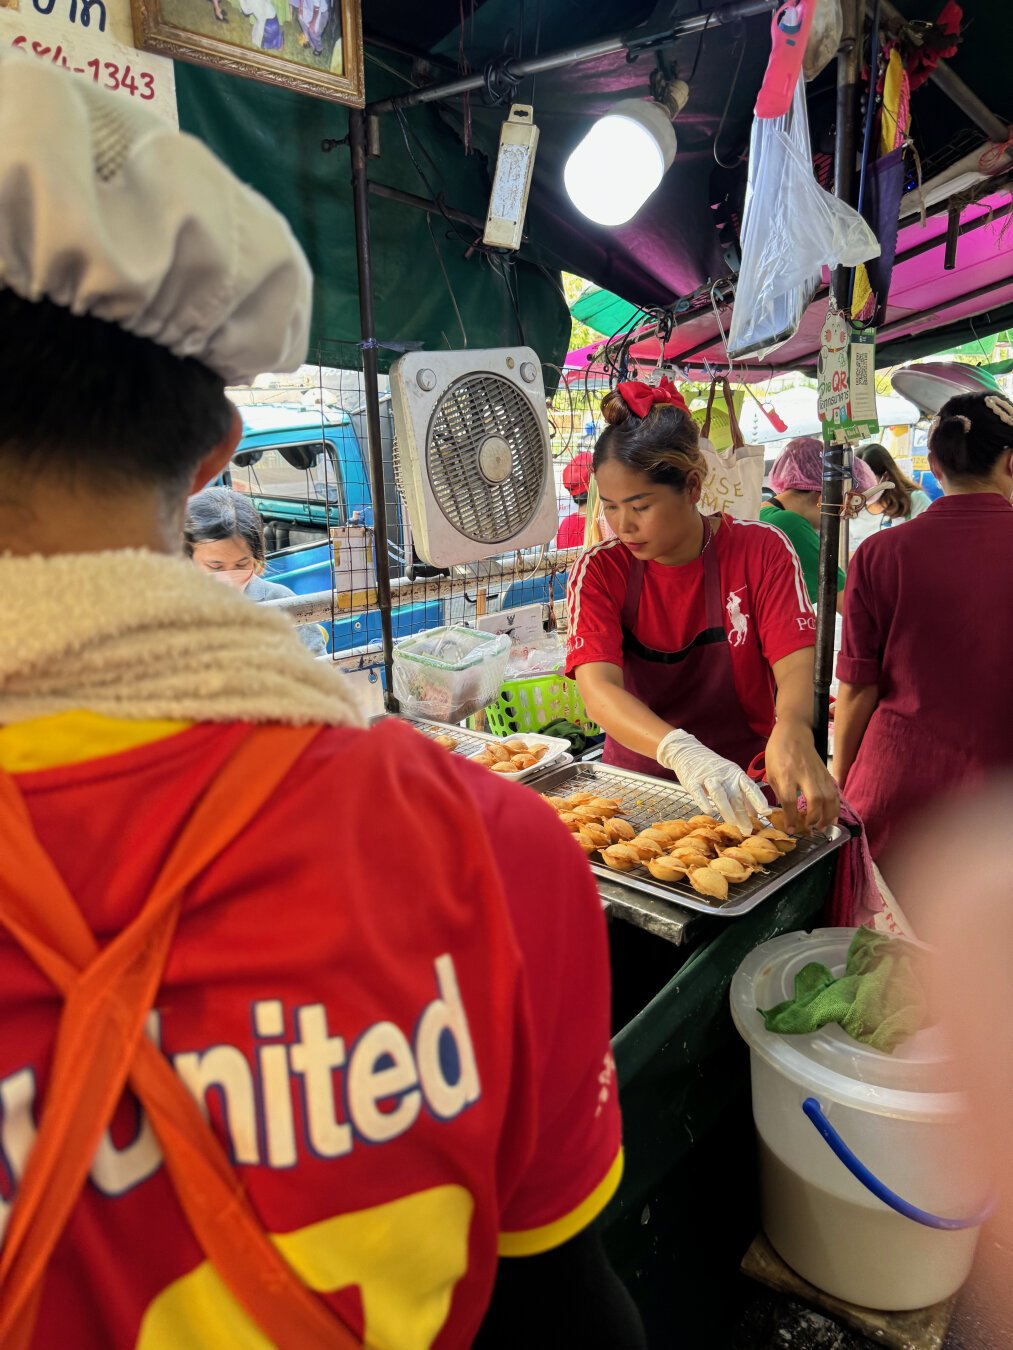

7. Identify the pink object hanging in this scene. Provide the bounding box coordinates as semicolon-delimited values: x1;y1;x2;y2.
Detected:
755;2;817;120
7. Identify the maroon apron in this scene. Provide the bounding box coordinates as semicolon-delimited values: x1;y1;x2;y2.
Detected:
603;524;767;780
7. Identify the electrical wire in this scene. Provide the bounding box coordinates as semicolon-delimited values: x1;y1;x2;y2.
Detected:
713;23;748;169
687;6;715;85
426;213;469;347
530;0;544;106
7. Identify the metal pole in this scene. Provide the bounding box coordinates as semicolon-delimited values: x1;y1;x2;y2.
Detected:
814;0;863;762
366;0;775;115
349;108;398;711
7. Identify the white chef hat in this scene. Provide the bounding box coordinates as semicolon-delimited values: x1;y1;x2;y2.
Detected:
0;52;312;384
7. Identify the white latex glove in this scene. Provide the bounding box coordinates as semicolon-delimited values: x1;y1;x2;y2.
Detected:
656;729;769;833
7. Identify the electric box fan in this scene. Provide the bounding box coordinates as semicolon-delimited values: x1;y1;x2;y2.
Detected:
390;348;558;567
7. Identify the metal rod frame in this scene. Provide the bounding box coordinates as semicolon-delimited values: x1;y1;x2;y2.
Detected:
349;109;398;710
366;0;776;116
814;0;863;762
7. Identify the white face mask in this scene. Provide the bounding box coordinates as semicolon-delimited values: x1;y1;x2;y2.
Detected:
208;566;255;592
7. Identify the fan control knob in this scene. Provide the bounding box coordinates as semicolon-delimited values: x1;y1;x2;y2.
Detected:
416;368;437;391
477;434;513;484
519;362;538;384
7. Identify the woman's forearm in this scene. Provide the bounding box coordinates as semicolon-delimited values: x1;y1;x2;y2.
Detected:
576;666;673;760
773;650;817;732
834;681;879;786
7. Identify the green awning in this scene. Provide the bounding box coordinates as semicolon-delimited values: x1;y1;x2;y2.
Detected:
571;285;648;339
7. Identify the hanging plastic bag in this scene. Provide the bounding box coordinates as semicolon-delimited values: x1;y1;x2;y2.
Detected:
697;379;765;520
804;0;843;82
728;80;880;361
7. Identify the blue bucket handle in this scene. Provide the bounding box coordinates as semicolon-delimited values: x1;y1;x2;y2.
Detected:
802;1097;995;1231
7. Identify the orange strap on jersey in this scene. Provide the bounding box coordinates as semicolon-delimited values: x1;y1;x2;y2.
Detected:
0;724;366;1350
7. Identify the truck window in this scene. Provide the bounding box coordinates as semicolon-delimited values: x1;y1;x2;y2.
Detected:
231;440;346;518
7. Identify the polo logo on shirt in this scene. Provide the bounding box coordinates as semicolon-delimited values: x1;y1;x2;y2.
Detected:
0;955;481;1239
725;588;750;648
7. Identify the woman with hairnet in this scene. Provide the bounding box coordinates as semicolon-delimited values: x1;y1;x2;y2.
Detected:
759;437;879;609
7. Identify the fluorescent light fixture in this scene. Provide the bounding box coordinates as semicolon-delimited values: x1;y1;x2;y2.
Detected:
483;104;540;251
564;98;677;227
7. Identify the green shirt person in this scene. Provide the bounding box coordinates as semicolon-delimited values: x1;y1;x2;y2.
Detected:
759;438;878;609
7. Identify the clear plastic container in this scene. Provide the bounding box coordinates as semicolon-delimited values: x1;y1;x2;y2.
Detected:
392;626;511;725
731;929;989;1310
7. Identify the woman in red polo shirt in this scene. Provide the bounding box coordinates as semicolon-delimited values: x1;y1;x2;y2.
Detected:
835;392;1013;870
566;379;839;833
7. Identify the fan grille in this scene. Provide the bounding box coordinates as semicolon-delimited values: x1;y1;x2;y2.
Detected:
425;373;546;544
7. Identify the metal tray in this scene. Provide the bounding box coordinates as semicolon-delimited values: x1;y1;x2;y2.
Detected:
531;761;848;919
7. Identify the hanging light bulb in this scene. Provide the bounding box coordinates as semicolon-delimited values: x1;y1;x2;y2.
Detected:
564;97;678;228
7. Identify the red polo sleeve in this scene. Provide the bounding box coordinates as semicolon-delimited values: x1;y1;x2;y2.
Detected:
565;543;626;677
454;762;623;1255
750;522;818;667
837;543;885;686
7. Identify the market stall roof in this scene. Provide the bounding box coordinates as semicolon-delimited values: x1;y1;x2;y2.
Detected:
174;0;1013;372
566;187;1013;377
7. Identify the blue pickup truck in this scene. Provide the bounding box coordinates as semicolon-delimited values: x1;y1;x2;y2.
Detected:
223;404;443;657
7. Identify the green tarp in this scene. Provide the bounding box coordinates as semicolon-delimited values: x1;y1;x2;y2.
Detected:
174;60;571;372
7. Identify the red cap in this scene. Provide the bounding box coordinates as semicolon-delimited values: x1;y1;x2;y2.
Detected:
563;451;593;497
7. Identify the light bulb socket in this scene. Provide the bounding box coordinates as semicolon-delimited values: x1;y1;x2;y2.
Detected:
649;71;690;120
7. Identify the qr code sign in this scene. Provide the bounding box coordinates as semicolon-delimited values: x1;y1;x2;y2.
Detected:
853;346;869;386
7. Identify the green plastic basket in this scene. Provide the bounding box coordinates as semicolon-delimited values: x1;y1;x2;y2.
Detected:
480;674;599;738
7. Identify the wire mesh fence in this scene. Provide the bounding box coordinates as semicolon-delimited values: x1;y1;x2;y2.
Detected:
222;341;615;698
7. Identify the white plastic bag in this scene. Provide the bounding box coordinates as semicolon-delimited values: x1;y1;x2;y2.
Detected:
728;80;880;360
697;379;765;519
804;0;843;82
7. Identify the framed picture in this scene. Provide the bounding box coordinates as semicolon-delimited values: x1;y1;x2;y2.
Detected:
132;0;363;105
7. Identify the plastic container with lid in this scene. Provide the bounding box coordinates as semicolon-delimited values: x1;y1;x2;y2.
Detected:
731;928;990;1311
392;626;511;725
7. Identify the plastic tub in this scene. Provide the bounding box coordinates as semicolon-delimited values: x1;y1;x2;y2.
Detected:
483;673;599;738
731;928;989;1311
392;626;510;725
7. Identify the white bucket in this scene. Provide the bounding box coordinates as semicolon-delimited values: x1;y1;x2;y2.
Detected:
731;928;990;1311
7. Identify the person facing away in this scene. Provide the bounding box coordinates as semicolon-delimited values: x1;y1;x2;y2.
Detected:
834;392;1013;876
0;55;641;1350
847;441;932;554
185;485;329;655
556;451;592;550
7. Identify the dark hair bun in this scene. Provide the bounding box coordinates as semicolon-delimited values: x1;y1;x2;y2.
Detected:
928;393;1013;481
600;389;633;426
929;413;973;477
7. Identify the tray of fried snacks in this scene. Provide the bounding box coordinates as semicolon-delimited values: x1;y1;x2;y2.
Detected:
403;717;572;784
532;761;847;918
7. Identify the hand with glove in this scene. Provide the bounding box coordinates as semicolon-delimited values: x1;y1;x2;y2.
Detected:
656;729;769;833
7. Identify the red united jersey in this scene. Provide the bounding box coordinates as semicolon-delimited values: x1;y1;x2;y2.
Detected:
0;717;621;1349
565;518;816;738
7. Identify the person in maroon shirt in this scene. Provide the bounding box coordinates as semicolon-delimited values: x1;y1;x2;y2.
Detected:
835;392;1013;872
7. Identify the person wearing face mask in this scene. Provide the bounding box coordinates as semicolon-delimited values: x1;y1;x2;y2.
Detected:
835;392;1013;875
566;380;839;833
846;442;932;555
184;485;328;655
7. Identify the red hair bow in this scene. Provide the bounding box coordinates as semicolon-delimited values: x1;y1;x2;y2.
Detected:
616;376;690;419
